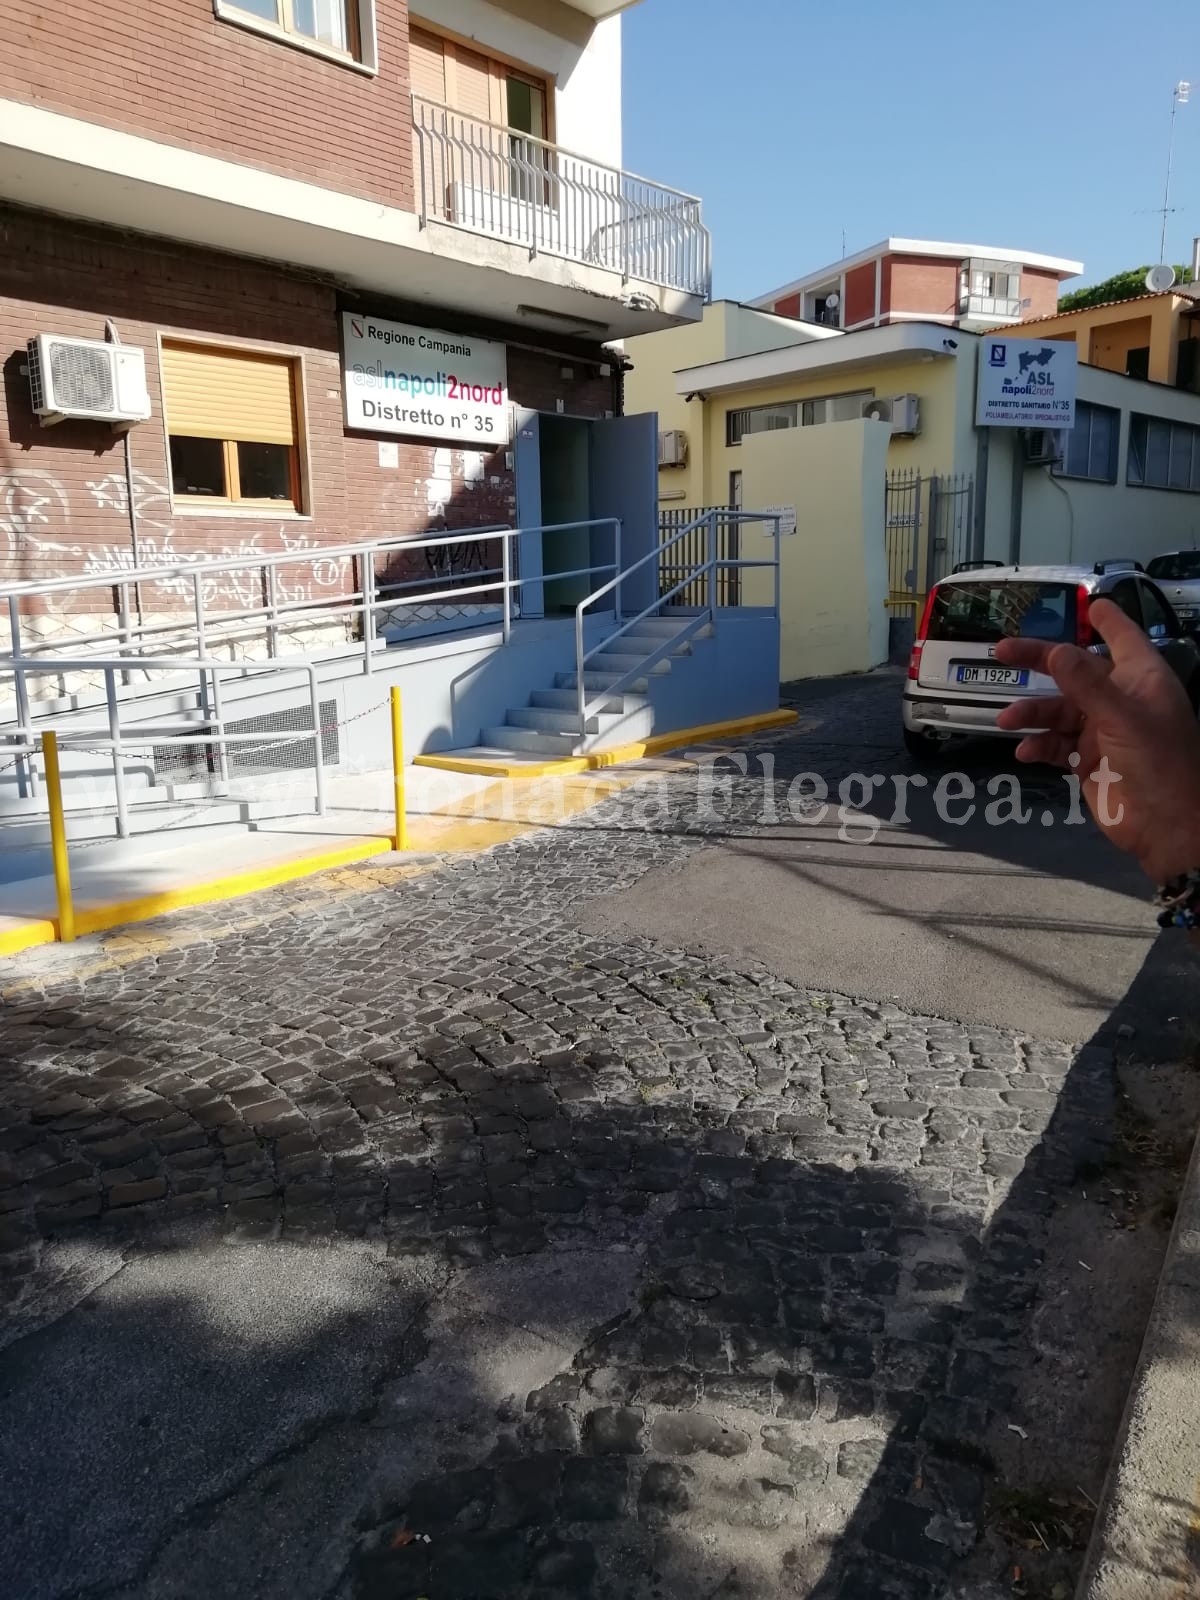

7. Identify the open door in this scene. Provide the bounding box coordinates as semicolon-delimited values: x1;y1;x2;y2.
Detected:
513;411;544;618
587;413;660;620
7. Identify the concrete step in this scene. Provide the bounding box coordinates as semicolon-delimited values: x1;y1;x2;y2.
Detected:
506;706;622;737
530;688;648;715
613;631;694;658
480;725;581;758
555;670;650;693
588;652;673;676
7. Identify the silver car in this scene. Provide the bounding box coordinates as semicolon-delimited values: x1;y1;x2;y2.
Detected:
1146;551;1200;631
902;560;1200;761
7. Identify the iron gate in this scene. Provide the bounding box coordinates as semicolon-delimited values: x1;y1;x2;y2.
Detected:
885;470;976;616
659;507;741;606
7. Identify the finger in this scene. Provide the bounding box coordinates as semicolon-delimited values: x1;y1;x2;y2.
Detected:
996;695;1082;734
1013;731;1078;768
993;637;1055;673
1088;597;1163;666
1042;639;1117;717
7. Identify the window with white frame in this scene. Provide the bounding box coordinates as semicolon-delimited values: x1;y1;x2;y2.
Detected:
218;0;367;63
1128;413;1200;493
961;258;1021;315
1055;401;1120;484
726;389;873;445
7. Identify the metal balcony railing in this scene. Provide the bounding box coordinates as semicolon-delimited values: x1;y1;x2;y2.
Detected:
961;293;1023;321
412;96;712;298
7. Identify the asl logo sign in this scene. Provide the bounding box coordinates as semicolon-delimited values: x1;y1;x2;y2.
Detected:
976;337;1077;429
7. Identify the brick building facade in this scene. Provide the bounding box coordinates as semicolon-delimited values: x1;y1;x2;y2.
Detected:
0;0;702;636
754;238;1080;333
1;205;616;615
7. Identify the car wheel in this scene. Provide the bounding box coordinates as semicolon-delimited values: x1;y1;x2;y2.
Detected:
903;727;947;763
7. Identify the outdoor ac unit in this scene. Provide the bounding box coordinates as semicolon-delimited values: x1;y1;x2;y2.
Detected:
26;335;151;425
1023;428;1064;466
861;394;921;435
658;428;689;468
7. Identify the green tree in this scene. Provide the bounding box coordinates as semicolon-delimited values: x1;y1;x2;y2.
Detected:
1058;265;1194;313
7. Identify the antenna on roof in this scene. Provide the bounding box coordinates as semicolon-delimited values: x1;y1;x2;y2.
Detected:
1159;80;1191;263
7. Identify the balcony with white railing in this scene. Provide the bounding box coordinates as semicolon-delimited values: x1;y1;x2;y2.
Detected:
412;97;712;301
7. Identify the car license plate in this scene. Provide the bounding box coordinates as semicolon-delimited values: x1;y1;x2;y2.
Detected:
1178;607;1197;620
954;663;1028;688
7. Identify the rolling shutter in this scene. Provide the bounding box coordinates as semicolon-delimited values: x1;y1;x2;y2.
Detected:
161;342;297;445
452;44;494;123
409;27;446;102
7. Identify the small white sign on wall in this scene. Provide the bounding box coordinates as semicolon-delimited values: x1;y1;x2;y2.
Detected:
763;505;798;536
343;312;511;445
377;441;399;469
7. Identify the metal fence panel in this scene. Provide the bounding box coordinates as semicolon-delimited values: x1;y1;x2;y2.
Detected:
885;470;975;615
659;508;740;606
885;470;922;618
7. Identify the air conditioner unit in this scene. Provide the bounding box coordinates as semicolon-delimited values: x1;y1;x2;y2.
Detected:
27;335;151;425
861;393;921;435
658;428;689;467
1023;428;1064;466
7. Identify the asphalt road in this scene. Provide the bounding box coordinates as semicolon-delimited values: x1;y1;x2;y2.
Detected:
578;671;1190;1046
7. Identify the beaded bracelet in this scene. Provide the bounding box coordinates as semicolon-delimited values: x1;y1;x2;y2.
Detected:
1155;869;1200;929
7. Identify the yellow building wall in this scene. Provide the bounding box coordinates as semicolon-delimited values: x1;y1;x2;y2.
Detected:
1014;297;1185;385
736;420;890;681
702;356;962;510
625;304;734;509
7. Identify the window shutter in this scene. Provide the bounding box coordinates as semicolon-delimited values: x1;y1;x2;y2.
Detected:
162;343;297;446
450;43;493;122
409;27;446;102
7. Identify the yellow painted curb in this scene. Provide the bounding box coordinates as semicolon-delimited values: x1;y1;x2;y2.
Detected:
71;837;391;938
414;708;799;779
0;918;59;958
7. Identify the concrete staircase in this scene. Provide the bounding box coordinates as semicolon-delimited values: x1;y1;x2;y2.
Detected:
479;614;711;759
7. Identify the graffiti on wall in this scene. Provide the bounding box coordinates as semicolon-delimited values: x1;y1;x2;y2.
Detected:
0;468;352;613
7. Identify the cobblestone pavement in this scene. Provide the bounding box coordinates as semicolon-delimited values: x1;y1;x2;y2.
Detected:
0;688;1130;1600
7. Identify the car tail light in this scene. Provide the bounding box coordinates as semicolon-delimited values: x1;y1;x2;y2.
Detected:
908;589;937;679
1075;584;1094;647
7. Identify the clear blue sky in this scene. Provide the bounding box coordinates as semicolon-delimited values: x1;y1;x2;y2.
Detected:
622;0;1200;301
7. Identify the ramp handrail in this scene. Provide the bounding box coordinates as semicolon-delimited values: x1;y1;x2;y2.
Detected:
573;510;783;735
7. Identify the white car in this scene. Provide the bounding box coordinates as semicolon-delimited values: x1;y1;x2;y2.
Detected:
902;560;1200;761
1146;551;1200;632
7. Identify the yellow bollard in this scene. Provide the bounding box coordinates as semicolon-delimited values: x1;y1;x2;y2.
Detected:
42;730;75;943
390;686;407;852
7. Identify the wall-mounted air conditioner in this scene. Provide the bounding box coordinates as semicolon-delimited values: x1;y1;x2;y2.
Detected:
861;393;921;435
1023;428;1065;466
658;429;689;467
27;335;151;426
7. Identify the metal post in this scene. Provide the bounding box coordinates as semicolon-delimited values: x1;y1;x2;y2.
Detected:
390;685;407;851
117;582;133;687
1009;434;1026;565
192;571;210;721
575;605;587;737
706;509;718;614
104;668;129;840
309;668;326;818
973;428;990;561
614;519;623;624
925;477;942;592
264;564;280;659
362;549;376;676
501;534;512;644
773;516;782;621
42;730;75;943
209;666;231;793
8;594;32;800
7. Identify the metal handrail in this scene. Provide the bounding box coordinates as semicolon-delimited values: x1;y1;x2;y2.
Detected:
1;653;327;835
572;510;783;734
412;95;711;297
0;517;623;800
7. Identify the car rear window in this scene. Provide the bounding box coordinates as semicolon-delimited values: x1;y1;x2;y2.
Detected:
926;581;1076;644
1147;553;1200;581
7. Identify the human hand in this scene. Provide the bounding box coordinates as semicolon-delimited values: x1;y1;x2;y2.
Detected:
994;597;1200;882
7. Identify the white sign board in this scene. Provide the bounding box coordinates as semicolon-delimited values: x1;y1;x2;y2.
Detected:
976;337;1077;430
342;313;511;445
763;505;798;536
